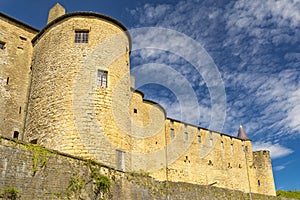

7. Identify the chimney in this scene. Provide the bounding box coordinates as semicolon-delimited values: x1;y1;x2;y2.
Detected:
47;3;66;24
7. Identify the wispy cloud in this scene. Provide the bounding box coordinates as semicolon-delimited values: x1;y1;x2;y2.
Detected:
128;0;300;142
252;141;293;159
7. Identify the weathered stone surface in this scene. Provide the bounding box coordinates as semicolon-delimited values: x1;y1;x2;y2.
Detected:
0;137;284;200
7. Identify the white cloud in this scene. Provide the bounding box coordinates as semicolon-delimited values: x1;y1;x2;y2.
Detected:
274;165;285;171
252;141;293;159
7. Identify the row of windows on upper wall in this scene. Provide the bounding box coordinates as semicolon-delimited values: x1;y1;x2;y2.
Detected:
170;129;248;152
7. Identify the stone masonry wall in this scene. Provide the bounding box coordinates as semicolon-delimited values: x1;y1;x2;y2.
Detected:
0;13;37;140
0;136;284;200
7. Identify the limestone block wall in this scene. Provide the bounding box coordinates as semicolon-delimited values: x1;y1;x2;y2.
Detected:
0;136;282;200
0;13;37;139
251;150;276;196
24;13;130;165
148;119;275;196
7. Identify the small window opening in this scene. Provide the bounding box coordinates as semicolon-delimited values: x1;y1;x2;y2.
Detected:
0;41;5;49
19;107;21;114
184;132;188;141
30;139;38;144
6;77;9;85
13;131;19;139
184;156;190;163
97;70;108;87
19;36;27;41
75;30;89;43
228;163;232;168
208;160;213;166
170;128;175;139
155;141;158;144
197;135;201;143
245;146;248;152
210;138;213;146
238;164;242;168
133;108;137;113
258;180;261;187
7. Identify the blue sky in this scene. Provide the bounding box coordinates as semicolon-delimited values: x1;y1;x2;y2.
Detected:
1;0;299;191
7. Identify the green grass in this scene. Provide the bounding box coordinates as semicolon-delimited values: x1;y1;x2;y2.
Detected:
277;189;300;199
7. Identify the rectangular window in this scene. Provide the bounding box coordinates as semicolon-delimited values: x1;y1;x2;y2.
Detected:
184;132;188;141
170;129;175;139
197;135;201;143
0;41;5;49
97;70;108;87
74;31;89;43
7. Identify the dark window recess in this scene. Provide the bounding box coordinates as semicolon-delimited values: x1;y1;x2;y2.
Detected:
74;31;89;43
19;36;27;41
155;141;158;144
133;108;137;113
13;131;19;139
258;180;261;186
208;160;213;166
19;107;21;114
198;135;201;143
0;41;5;49
30;139;38;144
97;70;108;87
6;77;9;85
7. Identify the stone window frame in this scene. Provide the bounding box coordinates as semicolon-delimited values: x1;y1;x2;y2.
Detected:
170;128;175;139
97;70;108;87
0;41;5;49
74;30;89;43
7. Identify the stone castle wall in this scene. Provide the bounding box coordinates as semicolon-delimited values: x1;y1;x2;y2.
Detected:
0;7;276;197
0;137;281;200
0;13;37;140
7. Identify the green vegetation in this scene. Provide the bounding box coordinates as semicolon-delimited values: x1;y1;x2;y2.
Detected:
0;187;20;200
87;160;111;196
277;189;300;199
26;144;49;175
67;174;85;199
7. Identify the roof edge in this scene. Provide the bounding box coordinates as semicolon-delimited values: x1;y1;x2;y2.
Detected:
32;11;132;50
0;12;39;33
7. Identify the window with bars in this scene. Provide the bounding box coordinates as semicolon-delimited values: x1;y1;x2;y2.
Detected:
0;41;5;49
97;70;108;87
74;31;89;43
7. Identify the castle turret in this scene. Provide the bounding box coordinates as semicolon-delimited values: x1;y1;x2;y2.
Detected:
47;3;66;24
237;125;250;140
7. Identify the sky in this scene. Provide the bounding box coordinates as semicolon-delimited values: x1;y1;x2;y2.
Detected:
1;0;299;191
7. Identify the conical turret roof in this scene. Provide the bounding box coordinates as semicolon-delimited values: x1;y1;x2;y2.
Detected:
237;125;250;141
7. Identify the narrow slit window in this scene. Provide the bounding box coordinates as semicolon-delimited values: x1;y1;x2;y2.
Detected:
133;108;137;113
74;31;89;43
6;77;9;85
19;107;21;114
170;128;175;139
0;41;5;49
184;132;188;141
197;135;201;143
97;70;108;87
210;138;213;146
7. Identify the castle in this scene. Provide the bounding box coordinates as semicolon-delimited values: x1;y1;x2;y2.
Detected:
0;4;276;196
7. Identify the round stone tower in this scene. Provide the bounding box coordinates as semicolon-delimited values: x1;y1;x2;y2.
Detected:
25;5;131;164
